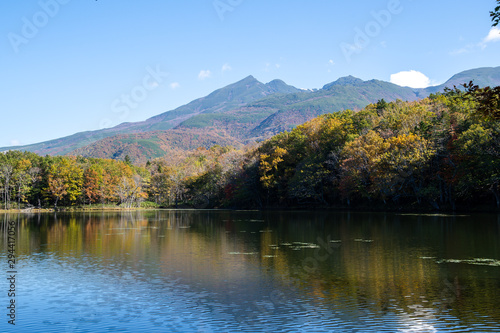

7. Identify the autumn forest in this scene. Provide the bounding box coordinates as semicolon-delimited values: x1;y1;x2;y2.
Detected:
1;85;499;211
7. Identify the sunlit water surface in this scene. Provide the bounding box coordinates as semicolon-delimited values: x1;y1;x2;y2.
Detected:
1;210;499;332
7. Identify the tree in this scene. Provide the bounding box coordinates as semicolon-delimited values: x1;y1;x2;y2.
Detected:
259;147;287;193
185;167;223;208
288;159;329;204
46;157;83;208
117;176;133;207
27;166;41;206
455;122;500;207
462;82;500;120
0;151;24;209
339;130;386;202
148;162;172;205
492;0;500;26
0;163;14;209
375;133;435;203
13;158;33;206
124;155;132;165
83;166;103;205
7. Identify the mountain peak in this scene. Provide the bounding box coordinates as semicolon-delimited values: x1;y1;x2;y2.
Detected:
322;75;364;90
240;75;259;83
267;79;286;85
265;79;301;94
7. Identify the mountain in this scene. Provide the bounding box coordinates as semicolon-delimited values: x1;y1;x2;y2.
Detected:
322;75;365;89
76;77;423;161
137;75;301;131
178;76;420;139
168;67;500;141
1;75;300;156
2;66;499;162
422;66;500;95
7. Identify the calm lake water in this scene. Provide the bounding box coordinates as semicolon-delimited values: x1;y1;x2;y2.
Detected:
1;210;500;332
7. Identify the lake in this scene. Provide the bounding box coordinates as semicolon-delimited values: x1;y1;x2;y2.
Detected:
1;210;500;332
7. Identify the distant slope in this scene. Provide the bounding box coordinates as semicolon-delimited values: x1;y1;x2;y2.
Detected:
422;66;500;95
72;128;242;164
0;128;130;156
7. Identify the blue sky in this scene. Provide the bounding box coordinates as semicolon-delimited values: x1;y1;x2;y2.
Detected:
1;0;499;147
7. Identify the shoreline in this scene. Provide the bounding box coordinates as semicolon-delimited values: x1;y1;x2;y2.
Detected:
0;206;155;214
0;205;498;214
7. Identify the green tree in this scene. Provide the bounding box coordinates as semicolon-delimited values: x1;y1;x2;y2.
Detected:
492;0;500;26
455;122;500;207
0;151;23;209
13;158;33;206
375;133;435;203
124;155;132;165
462;82;500;120
0;163;14;209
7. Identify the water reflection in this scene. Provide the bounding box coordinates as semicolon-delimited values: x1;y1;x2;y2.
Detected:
1;210;499;332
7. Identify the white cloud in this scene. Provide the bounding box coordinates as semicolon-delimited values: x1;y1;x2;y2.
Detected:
483;27;500;43
10;139;20;146
198;70;211;80
390;70;432;88
222;63;232;72
327;59;335;72
170;82;180;89
452;28;500;55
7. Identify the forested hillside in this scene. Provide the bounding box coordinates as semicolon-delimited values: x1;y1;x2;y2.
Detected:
1;85;498;211
252;86;499;210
